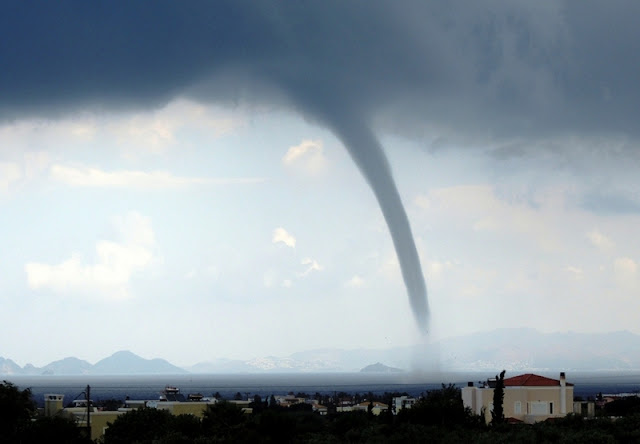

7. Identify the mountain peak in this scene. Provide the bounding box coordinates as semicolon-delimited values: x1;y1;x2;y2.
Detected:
360;362;404;373
93;351;186;375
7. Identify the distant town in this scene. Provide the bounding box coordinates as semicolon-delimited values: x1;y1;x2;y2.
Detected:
4;328;640;441
3;369;640;442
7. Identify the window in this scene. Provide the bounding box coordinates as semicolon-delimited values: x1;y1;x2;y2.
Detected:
514;401;522;414
550;402;553;414
530;401;548;415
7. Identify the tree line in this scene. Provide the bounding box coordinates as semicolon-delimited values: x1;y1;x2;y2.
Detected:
4;379;640;443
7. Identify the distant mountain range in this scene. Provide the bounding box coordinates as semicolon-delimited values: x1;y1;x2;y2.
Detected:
0;350;186;376
3;329;640;376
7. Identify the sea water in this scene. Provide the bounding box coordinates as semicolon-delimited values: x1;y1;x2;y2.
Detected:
7;371;640;407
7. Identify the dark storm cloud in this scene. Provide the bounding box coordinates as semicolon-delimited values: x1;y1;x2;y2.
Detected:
2;0;639;332
581;192;640;215
2;0;639;140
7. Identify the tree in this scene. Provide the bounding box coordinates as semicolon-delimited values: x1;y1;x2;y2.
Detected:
603;397;640;417
0;380;36;440
201;401;246;440
250;394;265;414
25;416;92;444
103;407;177;444
171;413;202;441
398;384;470;428
491;370;506;425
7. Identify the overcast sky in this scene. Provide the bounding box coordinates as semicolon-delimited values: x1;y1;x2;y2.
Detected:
1;1;639;368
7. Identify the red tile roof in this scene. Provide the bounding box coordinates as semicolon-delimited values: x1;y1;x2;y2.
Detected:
504;373;573;387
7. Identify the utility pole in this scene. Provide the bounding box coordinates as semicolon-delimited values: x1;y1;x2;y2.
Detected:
86;385;91;438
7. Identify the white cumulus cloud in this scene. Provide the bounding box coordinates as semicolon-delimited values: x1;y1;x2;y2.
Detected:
50;164;263;189
113;99;243;156
614;257;638;275
282;139;326;175
414;184;570;252
345;275;365;288
566;266;584;280
427;260;454;280
299;257;322;276
613;257;639;291
587;230;615;251
272;227;296;248
0;162;21;194
24;211;159;299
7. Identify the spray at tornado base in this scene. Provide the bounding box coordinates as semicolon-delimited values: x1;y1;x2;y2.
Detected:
2;1;640;338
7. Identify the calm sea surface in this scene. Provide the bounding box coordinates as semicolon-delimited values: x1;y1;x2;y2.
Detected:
8;372;640;407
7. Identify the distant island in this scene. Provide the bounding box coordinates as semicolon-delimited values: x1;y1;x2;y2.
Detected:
360;362;404;373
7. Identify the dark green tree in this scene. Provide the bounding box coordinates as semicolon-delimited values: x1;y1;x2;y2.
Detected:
103;407;177;444
603;397;640;417
383;394;395;425
330;410;372;439
0;380;36;441
170;413;202;441
24;416;92;444
201;401;246;440
491;370;506;425
398;384;472;428
288;402;312;413
255;408;297;442
250;394;265;414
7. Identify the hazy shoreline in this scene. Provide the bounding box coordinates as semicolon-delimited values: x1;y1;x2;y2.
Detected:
7;371;640;407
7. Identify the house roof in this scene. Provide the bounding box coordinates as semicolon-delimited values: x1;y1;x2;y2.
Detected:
357;401;388;408
504;373;573;387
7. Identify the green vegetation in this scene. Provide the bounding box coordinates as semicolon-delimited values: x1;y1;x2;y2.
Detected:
104;408;201;444
0;380;36;439
0;380;90;444
491;369;506;426
3;379;640;443
98;387;640;443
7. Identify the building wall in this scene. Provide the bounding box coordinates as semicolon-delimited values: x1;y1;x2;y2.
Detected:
44;394;65;417
462;385;574;424
87;411;123;442
392;396;416;414
352;402;389;416
155;401;214;417
65;402;217;441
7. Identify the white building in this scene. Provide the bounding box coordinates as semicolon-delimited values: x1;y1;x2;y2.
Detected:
392;395;416;414
462;372;574;424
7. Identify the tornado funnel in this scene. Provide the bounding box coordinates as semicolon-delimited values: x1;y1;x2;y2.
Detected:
325;113;430;332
